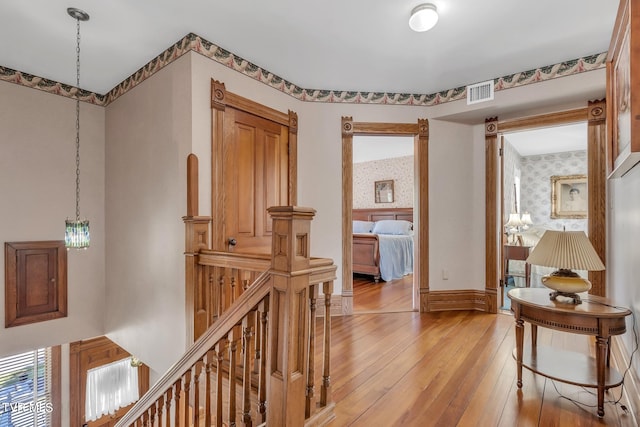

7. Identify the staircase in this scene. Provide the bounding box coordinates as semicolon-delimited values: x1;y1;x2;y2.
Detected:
115;206;336;427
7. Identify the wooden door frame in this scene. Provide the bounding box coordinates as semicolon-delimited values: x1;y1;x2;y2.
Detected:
210;79;298;251
341;117;429;314
485;102;607;313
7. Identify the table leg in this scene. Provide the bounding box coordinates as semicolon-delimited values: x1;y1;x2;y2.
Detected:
516;317;524;388
531;324;537;350
596;335;607;417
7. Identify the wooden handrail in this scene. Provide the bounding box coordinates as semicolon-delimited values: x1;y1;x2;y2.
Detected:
115;271;272;427
198;250;271;270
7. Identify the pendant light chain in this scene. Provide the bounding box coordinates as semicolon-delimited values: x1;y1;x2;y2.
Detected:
75;16;81;221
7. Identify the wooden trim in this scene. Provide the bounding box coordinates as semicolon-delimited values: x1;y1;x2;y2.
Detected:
288;110;298;205
342;118;429;313
485;118;499;314
587;99;607;296
51;345;61;427
426;290;487;312
498;108;588;133
186;154;198;217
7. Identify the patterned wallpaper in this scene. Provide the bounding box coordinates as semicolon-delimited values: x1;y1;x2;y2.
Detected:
353;156;414;209
520;150;587;231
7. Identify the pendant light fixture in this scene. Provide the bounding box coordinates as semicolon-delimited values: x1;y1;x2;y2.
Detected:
65;7;90;249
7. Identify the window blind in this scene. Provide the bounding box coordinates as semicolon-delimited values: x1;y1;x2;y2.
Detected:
0;348;52;427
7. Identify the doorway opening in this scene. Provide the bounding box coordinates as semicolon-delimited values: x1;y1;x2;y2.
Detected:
352;135;415;313
341;117;429;315
499;122;588;311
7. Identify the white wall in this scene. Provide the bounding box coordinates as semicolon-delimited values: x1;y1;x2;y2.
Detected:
104;54;193;374
608;164;640;377
0;81;106;357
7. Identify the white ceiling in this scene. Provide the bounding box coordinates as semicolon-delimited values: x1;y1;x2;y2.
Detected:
0;0;619;96
505;122;587;157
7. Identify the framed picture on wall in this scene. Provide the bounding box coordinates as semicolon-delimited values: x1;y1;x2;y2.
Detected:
374;180;394;203
550;174;587;219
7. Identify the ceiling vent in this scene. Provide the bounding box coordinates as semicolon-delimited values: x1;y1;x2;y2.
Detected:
466;80;494;105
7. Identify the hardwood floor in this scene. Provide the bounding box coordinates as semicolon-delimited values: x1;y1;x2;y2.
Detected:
353;274;413;313
325;286;638;426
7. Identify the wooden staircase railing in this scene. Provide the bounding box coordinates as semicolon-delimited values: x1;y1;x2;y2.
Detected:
115;206;336;427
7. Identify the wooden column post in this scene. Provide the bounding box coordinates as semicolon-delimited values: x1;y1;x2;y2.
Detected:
183;153;212;344
267;206;315;427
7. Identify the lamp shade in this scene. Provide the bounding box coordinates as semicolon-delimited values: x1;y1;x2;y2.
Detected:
526;230;604;271
409;4;439;32
520;212;533;226
505;213;523;228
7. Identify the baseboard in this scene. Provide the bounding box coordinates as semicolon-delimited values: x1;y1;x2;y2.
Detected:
611;336;640;425
426;290;487;312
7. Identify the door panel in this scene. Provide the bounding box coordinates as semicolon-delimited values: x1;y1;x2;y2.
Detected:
222;108;289;254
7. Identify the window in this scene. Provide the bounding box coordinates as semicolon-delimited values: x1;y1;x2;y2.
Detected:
0;347;60;427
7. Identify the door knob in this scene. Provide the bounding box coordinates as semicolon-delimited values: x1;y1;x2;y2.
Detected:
228;237;237;246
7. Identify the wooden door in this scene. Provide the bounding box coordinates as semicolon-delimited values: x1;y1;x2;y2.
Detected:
211;79;297;255
222;108;289;254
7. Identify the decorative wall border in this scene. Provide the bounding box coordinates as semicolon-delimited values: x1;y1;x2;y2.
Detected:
0;32;607;108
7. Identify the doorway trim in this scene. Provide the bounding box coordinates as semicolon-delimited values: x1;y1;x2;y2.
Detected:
485;102;607;312
341;117;429;314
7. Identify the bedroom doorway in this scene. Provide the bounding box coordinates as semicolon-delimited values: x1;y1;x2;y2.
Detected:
484;102;607;313
499;122;589;311
352;135;415;312
341;117;429;315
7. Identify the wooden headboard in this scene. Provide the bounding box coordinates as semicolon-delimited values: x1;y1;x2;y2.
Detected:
353;208;413;223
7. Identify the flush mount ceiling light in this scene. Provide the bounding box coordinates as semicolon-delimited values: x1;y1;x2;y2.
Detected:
409;3;439;32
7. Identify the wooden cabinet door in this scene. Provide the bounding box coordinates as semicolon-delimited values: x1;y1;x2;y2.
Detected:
4;241;67;327
222;108;289;254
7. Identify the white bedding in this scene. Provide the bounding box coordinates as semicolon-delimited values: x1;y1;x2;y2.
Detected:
378;234;414;281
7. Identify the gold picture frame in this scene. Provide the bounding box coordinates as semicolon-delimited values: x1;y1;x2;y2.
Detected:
607;0;640;178
550;174;587;219
374;180;394;203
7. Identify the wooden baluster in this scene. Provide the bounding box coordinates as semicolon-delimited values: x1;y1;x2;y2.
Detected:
193;361;202;427
231;272;237;304
215;339;227;427
242;311;256;427
149;403;156;427
306;283;317;417
156;396;164;427
142;411;149;427
174;379;182;427
165;387;173;427
217;268;225;314
258;297;269;423
228;325;242;427
321;280;333;406
205;349;214;426
183;369;192;427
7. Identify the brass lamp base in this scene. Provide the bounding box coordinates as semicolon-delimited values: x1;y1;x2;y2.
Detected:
541;269;591;305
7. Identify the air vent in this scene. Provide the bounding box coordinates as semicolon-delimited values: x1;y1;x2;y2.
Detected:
466;80;494;105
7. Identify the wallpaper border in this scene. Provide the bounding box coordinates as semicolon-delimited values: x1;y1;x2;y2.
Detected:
0;32;607;108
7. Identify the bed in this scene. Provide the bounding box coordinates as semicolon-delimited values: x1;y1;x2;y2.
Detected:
352;208;414;282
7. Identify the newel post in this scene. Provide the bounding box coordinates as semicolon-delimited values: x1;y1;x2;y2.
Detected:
183;153;212;344
267;206;315;426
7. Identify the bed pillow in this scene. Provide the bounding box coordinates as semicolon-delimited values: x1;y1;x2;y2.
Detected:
353;220;375;233
372;220;413;235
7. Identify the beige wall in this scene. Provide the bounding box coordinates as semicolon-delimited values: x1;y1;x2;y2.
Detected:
353;156;414;209
103;54;193;375
0;80;106;357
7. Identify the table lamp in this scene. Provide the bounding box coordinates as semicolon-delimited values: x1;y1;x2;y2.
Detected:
526;230;605;304
505;213;523;244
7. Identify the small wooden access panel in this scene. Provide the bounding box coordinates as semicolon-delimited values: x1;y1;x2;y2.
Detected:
4;240;67;327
